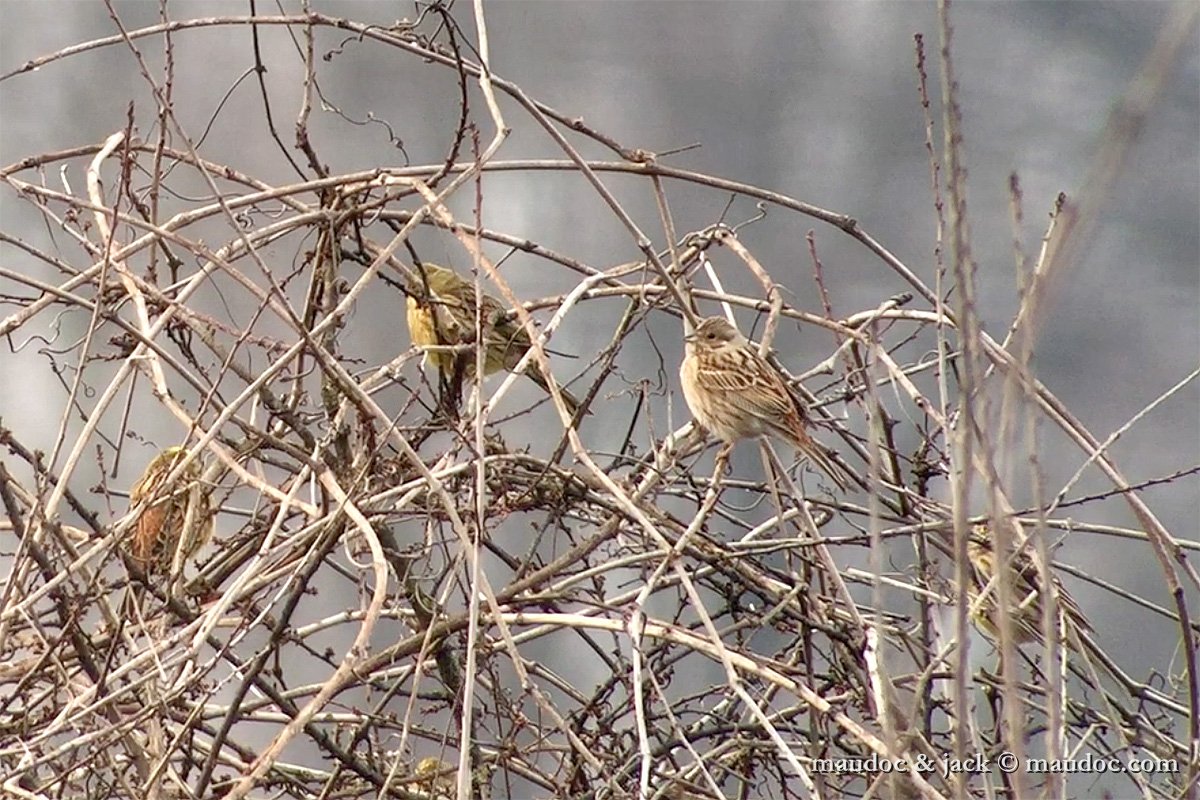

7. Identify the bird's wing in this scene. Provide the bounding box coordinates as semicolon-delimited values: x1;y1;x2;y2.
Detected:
1009;548;1093;634
477;291;534;357
691;353;795;420
427;291;473;343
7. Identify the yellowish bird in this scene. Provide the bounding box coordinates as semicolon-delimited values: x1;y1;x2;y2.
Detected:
406;757;455;798
964;524;1092;649
405;264;582;414
126;446;214;574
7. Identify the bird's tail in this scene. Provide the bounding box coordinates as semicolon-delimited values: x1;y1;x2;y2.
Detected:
794;434;853;491
527;366;584;417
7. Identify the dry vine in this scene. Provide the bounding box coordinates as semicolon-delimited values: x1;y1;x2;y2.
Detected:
0;4;1197;800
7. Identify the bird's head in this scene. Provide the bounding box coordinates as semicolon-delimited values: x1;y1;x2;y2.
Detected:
686;316;743;350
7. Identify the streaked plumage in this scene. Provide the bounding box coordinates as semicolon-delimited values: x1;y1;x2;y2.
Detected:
965;524;1092;649
127;446;214;573
679;316;850;489
405;264;582;414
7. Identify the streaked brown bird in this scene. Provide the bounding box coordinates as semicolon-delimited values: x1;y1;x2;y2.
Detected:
679;316;850;489
965;524;1092;649
405;264;582;414
127;445;214;574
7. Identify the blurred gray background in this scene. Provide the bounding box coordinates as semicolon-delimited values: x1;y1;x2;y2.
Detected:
1;0;1197;792
4;3;1194;575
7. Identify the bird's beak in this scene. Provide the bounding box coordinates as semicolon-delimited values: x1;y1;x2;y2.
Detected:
684;330;697;343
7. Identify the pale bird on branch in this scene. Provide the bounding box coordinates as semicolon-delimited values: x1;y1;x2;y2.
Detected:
679;315;851;490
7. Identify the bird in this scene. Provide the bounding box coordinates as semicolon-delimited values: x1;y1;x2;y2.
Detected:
964;524;1092;649
405;264;583;415
679;315;850;489
406;757;455;798
126;445;215;575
